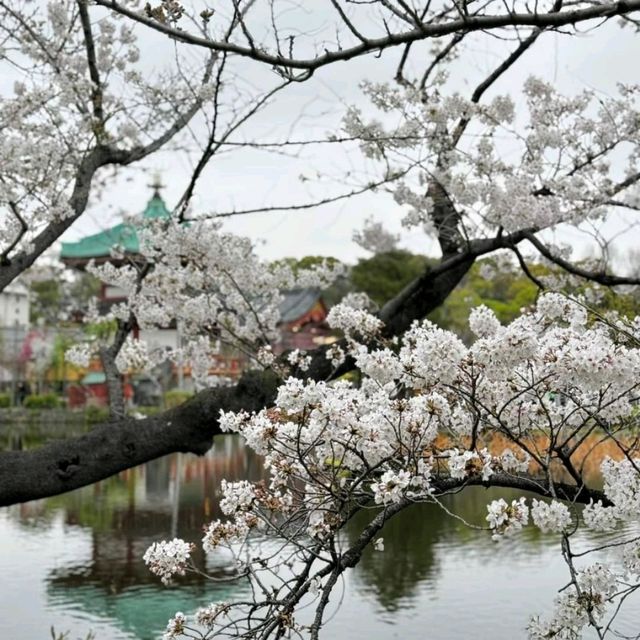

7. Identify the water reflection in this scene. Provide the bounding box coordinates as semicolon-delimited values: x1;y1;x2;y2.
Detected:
344;487;554;615
1;430;639;639
2;435;263;640
44;439;264;640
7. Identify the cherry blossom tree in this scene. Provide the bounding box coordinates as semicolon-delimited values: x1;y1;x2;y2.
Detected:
3;1;640;639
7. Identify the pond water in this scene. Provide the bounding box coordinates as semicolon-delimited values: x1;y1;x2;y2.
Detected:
1;430;639;639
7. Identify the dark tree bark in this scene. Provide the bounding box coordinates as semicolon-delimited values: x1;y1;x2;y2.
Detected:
0;370;280;506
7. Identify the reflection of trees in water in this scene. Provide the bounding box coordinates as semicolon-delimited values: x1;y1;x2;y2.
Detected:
0;420;90;453
16;435;266;526
346;502;448;611
346;487;551;612
7;433;571;634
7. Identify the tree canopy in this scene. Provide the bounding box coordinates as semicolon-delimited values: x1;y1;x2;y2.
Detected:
2;1;640;638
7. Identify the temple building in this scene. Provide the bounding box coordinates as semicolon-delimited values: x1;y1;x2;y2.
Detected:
60;185;243;401
273;288;334;354
61;184;185;355
61;182;171;315
60;185;336;404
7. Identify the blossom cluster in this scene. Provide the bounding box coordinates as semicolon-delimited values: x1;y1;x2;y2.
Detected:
583;456;640;532
486;498;529;538
147;294;640;638
215;295;640;546
0;1;215;262
528;564;618;639
69;220;342;385
530;499;572;534
143;538;195;585
343;77;640;239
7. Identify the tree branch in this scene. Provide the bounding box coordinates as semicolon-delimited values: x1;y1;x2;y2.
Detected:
0;370;280;506
77;0;105;131
95;0;640;73
525;231;640;287
0;234;495;506
0;201;28;266
0;58;214;292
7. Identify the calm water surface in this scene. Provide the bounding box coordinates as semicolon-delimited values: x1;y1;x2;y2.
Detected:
1;428;639;639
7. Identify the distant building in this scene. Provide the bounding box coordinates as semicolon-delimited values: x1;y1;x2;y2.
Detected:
60;183;183;344
0;280;29;329
61;182;172;313
60;189;337;395
0;281;30;387
60;184;246;397
273;288;335;354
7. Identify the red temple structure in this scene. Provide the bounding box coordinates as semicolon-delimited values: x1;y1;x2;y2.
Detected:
273;288;335;354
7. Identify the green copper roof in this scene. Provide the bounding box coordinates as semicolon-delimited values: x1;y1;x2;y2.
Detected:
81;371;107;385
61;193;170;260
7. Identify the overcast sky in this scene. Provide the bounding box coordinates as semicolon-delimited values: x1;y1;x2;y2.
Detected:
61;7;640;268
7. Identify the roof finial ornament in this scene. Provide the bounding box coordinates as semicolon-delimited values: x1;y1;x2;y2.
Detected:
149;171;165;197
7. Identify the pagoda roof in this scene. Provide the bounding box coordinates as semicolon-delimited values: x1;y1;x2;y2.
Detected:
278;288;323;323
60;192;170;262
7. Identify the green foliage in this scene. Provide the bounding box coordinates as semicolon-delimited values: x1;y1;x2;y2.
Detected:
272;255;342;275
280;252;640;345
428;259;541;341
131;405;162;417
85;405;109;424
272;255;351;307
273;251;434;310
164;390;194;408
30;271;101;325
428;257;640;341
49;333;83;382
30;279;62;323
582;283;640;320
0;393;10;408
23;393;62;409
84;317;118;341
351;250;434;307
68;272;101;307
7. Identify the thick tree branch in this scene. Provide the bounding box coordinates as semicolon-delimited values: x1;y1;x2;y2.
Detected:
0;370;280;506
0;201;28;266
0;226;601;508
99;309;141;419
431;473;610;506
427;179;466;256
0;236;485;505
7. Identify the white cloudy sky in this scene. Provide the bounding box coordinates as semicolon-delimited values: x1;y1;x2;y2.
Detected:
62;5;640;267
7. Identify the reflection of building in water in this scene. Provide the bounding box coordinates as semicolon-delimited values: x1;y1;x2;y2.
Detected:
47;536;248;640
36;436;265;639
19;436;265;582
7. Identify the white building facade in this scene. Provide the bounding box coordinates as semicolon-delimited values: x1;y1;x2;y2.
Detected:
0;281;29;386
0;281;29;329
